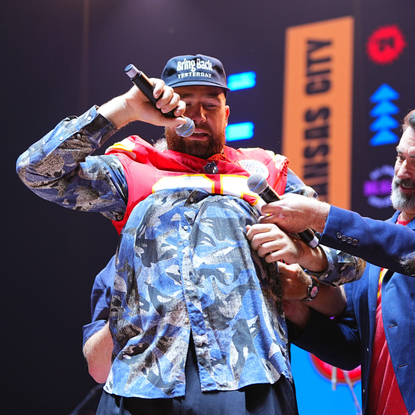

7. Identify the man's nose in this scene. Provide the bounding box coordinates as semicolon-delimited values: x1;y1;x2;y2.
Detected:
186;104;206;123
396;160;413;179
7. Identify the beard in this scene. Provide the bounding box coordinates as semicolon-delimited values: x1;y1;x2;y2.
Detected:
165;125;226;159
391;177;415;211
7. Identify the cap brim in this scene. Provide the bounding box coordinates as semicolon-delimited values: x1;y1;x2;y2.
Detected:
168;80;230;91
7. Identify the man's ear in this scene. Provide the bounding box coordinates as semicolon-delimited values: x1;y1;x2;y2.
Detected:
225;105;230;124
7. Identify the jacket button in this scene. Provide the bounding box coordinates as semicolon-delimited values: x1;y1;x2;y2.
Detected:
352;239;358;246
346;237;353;244
336;232;342;240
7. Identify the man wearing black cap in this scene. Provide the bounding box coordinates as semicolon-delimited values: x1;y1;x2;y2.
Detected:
17;54;363;414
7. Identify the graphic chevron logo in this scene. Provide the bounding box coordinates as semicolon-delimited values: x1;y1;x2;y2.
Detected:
369;84;400;146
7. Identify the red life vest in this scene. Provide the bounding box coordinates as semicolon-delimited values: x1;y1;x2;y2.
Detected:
106;135;289;234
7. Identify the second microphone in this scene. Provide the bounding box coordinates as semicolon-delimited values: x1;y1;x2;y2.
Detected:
247;173;319;248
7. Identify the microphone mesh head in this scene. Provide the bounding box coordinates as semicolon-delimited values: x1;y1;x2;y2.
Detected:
247;173;267;194
176;118;195;137
125;64;138;78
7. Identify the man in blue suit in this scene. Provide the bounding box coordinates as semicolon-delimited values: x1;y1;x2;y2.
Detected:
258;109;415;414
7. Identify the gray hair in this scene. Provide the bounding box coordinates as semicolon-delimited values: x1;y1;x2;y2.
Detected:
402;109;415;132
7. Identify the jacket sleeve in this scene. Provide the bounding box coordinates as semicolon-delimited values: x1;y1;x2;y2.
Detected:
16;107;127;220
292;285;361;371
321;205;415;275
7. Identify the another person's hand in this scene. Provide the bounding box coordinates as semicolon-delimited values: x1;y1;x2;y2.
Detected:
278;262;346;320
278;262;312;300
247;223;308;265
259;193;330;234
246;223;327;272
83;322;113;384
283;299;311;331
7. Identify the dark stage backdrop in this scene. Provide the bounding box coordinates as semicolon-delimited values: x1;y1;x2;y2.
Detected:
3;0;414;414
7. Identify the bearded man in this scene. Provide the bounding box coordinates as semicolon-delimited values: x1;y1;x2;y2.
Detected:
259;109;415;415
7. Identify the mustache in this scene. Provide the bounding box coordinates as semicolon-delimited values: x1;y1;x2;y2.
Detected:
393;177;415;189
193;124;212;134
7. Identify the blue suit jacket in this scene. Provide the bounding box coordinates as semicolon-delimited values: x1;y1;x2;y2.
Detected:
294;207;415;414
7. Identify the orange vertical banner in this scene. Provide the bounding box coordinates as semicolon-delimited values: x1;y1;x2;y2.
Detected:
283;16;354;208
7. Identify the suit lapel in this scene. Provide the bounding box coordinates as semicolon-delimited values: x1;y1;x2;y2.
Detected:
367;212;415;344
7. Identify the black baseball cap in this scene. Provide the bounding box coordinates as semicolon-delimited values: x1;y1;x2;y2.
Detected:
161;54;230;92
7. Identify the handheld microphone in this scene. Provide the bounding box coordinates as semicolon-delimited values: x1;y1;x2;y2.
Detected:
125;64;195;137
247;174;319;248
